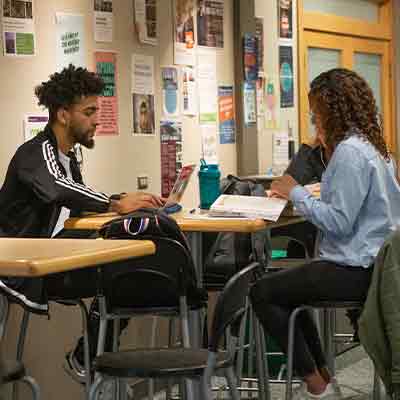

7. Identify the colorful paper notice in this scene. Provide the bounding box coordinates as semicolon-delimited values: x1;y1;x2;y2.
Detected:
162;67;179;118
201;125;218;164
160;120;182;197
174;0;195;65
218;86;235;144
94;0;113;42
243;33;258;82
2;0;35;56
197;0;224;48
134;0;157;46
278;0;293;40
198;49;217;124
279;45;294;108
255;17;264;77
182;66;197;116
265;76;279;129
23;114;48;142
95;51;118;135
55;13;85;71
243;81;256;126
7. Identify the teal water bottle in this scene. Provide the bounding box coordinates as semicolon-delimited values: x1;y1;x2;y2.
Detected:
198;159;221;209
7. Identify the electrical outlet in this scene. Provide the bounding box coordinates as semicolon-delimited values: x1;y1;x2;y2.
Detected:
137;175;148;190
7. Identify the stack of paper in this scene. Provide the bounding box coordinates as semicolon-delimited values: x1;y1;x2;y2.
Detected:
209;195;288;222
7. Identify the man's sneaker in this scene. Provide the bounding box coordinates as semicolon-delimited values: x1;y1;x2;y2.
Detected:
292;382;342;400
63;350;87;384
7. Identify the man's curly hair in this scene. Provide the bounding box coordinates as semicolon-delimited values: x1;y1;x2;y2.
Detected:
35;64;104;122
309;68;389;160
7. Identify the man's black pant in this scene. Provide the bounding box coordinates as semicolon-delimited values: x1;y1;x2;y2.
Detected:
249;260;373;377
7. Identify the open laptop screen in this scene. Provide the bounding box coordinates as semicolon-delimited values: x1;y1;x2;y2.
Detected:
163;164;196;207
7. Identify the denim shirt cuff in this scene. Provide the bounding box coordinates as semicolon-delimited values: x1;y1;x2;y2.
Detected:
289;185;310;204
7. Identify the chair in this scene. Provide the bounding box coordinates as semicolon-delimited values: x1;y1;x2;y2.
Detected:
285;300;380;400
88;262;262;400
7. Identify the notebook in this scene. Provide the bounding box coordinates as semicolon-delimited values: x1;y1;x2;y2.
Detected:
209;194;287;221
162;164;196;213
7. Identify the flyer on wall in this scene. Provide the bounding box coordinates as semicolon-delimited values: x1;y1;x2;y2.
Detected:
278;0;293;40
161;66;179;118
201;125;219;164
132;54;155;135
265;75;279;129
23;114;48;142
197;0;224;48
160;119;183;197
255;17;264;77
218;86;235;144
182;66;197;116
243;33;258;82
2;0;35;56
94;0;113;42
198;48;218;124
55;13;86;71
279;45;294;108
173;0;195;65
95;51;118;135
243;81;256;126
134;0;157;46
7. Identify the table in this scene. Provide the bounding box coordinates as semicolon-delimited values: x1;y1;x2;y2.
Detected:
0;238;155;277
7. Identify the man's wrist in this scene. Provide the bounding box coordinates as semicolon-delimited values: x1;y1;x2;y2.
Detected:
108;199;121;213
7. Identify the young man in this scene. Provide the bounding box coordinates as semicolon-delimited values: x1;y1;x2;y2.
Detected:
0;64;164;380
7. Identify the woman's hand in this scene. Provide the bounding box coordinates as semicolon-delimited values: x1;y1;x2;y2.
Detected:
270;174;299;200
110;192;166;214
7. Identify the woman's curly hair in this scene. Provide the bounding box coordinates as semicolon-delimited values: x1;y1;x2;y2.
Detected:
35;64;104;122
309;68;389;160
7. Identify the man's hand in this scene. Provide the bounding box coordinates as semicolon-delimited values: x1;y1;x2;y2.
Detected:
270;174;299;200
109;192;166;214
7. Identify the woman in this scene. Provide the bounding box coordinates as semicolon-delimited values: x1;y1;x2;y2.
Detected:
250;68;400;400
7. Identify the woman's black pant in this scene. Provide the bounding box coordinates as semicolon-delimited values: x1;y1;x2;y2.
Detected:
249;260;373;377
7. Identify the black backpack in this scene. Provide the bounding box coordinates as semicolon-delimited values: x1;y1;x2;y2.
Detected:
98;208;207;307
203;175;270;287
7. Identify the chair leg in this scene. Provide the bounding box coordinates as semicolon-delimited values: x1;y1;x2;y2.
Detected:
253;310;267;400
21;375;41;400
235;309;247;383
225;366;241;400
147;316;157;400
373;368;381;400
13;309;30;400
0;295;9;341
76;300;92;399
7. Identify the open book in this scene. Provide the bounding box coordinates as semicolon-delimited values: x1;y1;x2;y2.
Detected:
209;194;288;222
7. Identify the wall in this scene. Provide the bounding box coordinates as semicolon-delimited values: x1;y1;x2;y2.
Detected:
255;0;299;174
395;0;400;156
0;1;235;399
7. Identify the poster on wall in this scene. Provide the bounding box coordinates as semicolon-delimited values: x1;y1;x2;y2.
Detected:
23;114;48;142
95;51;118;135
2;0;35;56
160;119;182;197
201;125;218;164
256;78;265;131
132;54;155;135
161;66;179;118
243;81;256;126
55;13;85;71
198;49;217;124
94;0;113;42
197;0;224;48
265;75;279;129
218;86;235;144
134;0;157;46
278;0;293;40
182;66;197;116
243;33;258;82
173;0;195;65
279;45;294;108
255;17;264;77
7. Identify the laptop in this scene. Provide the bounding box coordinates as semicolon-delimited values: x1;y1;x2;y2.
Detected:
162;164;196;213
